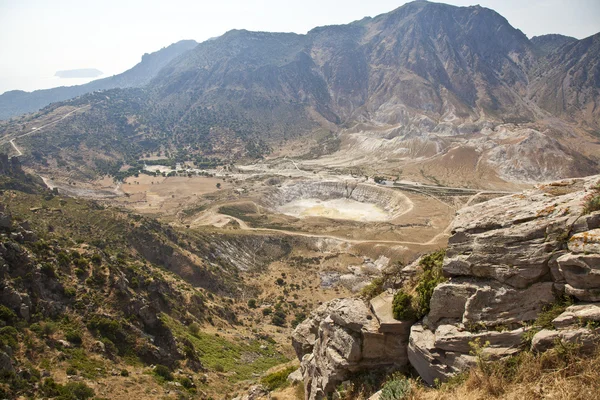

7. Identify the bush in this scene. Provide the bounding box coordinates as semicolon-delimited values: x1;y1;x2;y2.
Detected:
379;377;411;400
413;249;446;318
59;382;95;400
392;290;416;321
262;307;273;316
153;364;173;381
247;299;257;309
188;322;200;336
271;310;287;327
260;366;297;391
583;185;600;214
120;369;129;377
0;326;18;349
361;277;384;300
65;330;83;345
0;305;16;324
66;366;77;376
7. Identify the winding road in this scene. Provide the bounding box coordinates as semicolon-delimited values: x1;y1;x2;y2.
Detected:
0;103;93;156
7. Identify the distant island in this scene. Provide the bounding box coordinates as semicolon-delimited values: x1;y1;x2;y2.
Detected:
54;68;103;78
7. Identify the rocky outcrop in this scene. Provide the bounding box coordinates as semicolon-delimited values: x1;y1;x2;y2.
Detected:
295;176;600;395
293;296;411;400
410;175;600;384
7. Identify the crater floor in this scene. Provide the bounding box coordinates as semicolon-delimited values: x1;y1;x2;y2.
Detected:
277;198;390;222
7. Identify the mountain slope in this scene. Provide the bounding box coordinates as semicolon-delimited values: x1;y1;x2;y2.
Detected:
0;40;198;120
530;32;600;132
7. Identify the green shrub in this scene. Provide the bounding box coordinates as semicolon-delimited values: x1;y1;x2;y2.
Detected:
153;364;173;381
583;183;600;214
413;249;446;318
179;376;193;389
188;322;200;336
247;299;257;308
120;369;129;377
213;363;225;373
59;381;95;400
0;305;16;324
66;366;77;376
271;310;287;327
392;290;416;321
65;330;83;345
361;277;384;300
260;366;297;391
0;326;18;349
380;377;411;400
63;287;77;298
262;307;272;316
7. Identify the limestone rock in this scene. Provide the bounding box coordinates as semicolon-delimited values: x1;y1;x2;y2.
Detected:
287;368;303;383
557;253;600;290
370;291;413;334
568;228;600;254
295;297;410;400
408;323;475;386
434;324;524;356
463;282;555;327
426;281;477;327
531;328;600;353
552;303;600;329
232;385;270;400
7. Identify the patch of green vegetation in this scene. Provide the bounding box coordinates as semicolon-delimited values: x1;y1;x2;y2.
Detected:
160;314;288;381
360;277;384;300
40;378;95;400
522;295;575;346
583;183;600;214
153;364;174;382
379;377;411;400
62;348;106;379
392;290;416;321
392;250;446;321
260;366;296;391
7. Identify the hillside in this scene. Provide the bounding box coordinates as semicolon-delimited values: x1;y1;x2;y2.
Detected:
0;40;198;120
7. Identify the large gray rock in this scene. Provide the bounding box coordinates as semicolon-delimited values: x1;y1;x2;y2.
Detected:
296;297;410;400
408;323;475;386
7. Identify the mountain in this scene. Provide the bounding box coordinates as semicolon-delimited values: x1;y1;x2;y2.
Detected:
0;40;198;120
530;34;577;56
2;1;599;185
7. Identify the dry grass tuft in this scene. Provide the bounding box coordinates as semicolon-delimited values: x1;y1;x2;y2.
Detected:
410;343;600;400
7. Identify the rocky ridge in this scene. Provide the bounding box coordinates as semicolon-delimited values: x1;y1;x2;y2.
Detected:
293;174;600;398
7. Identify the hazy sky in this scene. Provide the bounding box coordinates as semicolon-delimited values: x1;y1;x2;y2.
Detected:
1;0;599;94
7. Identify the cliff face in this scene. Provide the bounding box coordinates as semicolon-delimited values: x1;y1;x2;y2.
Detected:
294;174;600;398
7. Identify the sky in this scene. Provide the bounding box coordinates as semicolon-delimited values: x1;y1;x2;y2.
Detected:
1;0;599;94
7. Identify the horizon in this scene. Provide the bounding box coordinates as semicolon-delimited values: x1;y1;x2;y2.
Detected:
1;0;599;95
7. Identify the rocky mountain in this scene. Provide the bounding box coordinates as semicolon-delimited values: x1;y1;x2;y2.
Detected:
0;40;198;120
530;34;577;56
2;1;599;185
293;175;600;399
